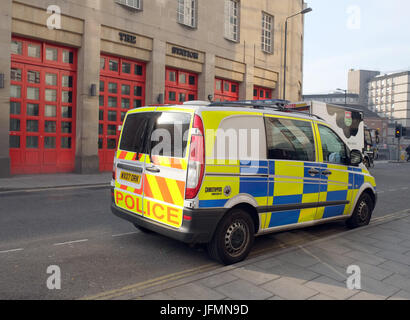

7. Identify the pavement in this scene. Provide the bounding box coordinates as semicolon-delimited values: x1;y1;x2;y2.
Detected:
0;172;111;192
90;209;410;300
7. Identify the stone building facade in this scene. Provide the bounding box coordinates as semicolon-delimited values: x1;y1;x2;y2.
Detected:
0;0;307;176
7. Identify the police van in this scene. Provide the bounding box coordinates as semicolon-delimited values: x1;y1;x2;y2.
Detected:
111;100;377;265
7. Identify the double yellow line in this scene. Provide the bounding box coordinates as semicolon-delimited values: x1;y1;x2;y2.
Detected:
82;209;410;300
82;235;322;300
81;263;218;300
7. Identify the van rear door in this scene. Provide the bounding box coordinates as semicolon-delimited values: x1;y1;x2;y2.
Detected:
114;110;154;218
143;109;193;229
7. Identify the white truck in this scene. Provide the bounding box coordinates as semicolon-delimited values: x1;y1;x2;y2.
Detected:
284;101;369;164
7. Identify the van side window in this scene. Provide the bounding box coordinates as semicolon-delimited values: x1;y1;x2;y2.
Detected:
318;125;348;165
265;117;316;162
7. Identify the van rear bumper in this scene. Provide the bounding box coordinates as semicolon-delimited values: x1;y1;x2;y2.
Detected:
111;203;227;244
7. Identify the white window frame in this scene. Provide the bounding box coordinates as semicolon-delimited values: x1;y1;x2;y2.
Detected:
224;0;240;42
261;12;274;53
177;0;198;28
116;0;143;11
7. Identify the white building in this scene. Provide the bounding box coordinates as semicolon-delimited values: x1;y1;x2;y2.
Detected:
349;70;410;128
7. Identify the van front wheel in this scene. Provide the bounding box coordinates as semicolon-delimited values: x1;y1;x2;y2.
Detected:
346;193;374;229
207;209;255;265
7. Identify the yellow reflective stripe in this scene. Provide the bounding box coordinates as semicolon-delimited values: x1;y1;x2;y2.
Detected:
155;107;196;113
205;165;241;174
125;152;135;161
313;122;324;163
260;213;266;230
146;175;164;202
264;213;272;229
298;208;317;223
166;179;184;206
128;107;157;114
180;159;188;170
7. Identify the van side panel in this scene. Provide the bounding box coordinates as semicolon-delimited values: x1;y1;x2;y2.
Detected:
198;112;268;210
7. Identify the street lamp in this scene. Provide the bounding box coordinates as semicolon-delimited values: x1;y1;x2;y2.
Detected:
283;7;312;100
336;88;348;106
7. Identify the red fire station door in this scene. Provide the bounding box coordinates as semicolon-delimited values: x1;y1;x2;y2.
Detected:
214;78;239;101
99;55;146;172
9;37;77;175
253;86;273;100
165;68;198;104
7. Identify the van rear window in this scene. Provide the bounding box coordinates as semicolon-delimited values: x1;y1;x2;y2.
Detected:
120;113;152;153
120;112;192;158
150;112;192;158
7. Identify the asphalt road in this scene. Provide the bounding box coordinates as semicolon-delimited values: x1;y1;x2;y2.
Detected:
0;162;409;299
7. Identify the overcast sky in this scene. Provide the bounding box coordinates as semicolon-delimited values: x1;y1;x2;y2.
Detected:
303;0;410;94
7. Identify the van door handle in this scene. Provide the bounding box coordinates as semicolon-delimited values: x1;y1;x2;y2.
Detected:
308;168;320;176
322;170;332;176
146;166;160;173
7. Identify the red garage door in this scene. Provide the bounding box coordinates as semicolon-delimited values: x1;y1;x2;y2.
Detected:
165;68;198;104
10;37;77;175
253;86;273;100
99;54;146;172
215;78;239;101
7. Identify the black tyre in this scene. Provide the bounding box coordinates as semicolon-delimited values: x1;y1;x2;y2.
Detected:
207;209;255;265
346;193;374;229
133;223;154;234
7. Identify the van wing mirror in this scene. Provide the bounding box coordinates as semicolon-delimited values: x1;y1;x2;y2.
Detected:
350;149;363;166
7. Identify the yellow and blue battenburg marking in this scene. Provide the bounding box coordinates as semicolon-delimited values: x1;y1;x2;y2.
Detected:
198;159;375;231
239;160;269;206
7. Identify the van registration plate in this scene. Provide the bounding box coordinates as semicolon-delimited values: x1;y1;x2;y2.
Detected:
120;172;141;184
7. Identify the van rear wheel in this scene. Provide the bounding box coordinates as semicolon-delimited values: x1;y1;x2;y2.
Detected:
207;209;255;265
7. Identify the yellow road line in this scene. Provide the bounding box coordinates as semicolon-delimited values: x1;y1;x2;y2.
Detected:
81;263;217;300
82;210;410;300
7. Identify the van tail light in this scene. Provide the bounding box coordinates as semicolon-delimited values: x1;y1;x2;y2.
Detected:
185;115;205;200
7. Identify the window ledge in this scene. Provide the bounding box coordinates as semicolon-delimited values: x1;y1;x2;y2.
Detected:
177;22;198;30
262;49;274;55
224;37;240;44
117;2;143;11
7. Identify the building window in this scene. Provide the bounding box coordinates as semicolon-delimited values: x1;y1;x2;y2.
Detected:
261;12;273;53
224;0;240;42
177;0;197;28
116;0;142;10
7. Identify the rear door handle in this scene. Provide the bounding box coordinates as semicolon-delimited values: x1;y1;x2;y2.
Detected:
322;170;332;176
308;168;320;176
146;166;160;173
